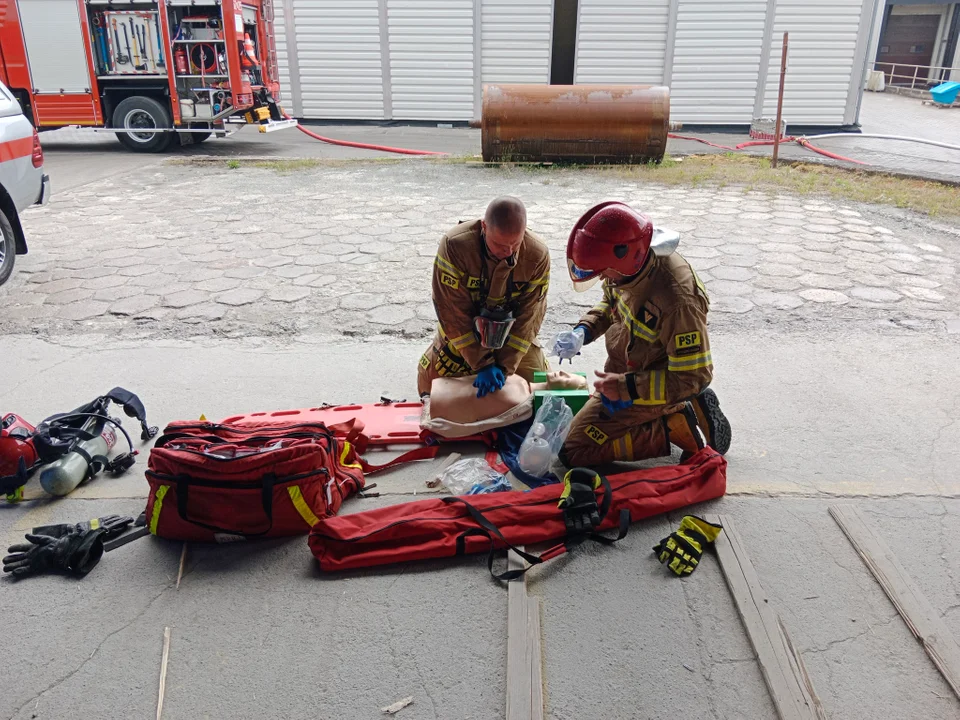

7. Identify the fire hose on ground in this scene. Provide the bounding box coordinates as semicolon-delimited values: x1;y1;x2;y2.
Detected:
284;113;447;156
668;131;960;167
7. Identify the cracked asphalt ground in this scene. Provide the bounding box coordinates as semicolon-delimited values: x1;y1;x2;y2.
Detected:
3;159;960;720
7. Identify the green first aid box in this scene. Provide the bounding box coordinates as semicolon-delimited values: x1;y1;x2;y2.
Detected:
533;371;590;416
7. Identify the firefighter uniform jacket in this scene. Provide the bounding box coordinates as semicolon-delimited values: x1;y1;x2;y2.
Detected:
431;220;550;375
577;251;712;409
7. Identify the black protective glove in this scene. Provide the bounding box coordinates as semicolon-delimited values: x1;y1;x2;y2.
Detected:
653;515;723;577
32;515;133;542
557;468;603;533
1;515;130;579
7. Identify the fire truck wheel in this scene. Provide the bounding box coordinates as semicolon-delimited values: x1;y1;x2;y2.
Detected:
192;132;211;143
113;96;174;153
0;207;16;287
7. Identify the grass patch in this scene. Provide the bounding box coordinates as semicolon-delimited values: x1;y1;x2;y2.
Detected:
604;155;960;218
188;153;960;218
250;158;324;172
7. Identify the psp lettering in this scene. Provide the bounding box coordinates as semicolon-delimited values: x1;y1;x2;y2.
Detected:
675;332;701;349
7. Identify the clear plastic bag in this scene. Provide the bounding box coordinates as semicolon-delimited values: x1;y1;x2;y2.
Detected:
518;394;573;477
440;458;512;496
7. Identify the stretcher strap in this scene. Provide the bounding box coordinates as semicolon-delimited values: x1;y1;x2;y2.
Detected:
324;418;439;472
359;445;439;474
444;475;631;582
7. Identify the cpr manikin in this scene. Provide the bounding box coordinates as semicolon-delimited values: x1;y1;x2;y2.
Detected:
420;371;587;439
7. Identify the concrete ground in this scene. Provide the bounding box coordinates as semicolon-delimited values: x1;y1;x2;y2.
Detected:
3;93;960;719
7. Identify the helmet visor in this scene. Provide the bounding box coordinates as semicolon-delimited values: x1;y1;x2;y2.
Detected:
568;258;601;292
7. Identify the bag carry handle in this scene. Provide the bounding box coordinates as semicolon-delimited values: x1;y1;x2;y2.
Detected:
175;473;277;537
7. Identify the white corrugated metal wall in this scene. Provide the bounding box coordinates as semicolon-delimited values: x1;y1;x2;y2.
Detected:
273;9;291;104
760;0;870;124
274;0;877;126
294;0;385;119
574;0;671;84
480;0;553;83
387;0;475;120
670;1;768;124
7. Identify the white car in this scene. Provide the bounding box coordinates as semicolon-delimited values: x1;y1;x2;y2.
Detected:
0;80;49;287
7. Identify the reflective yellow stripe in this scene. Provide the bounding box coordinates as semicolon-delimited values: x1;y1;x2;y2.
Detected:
613;433;634;460
149;485;170;535
506;335;531;353
288;485;321;527
668;351;713;372
434;255;463;278
615;295;657;343
339;441;362;470
89;518;101;530
451;332;476;350
525;273;550;292
632;371;667;406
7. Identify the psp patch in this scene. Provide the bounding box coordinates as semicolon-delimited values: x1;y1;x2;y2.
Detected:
584;425;609;445
466;276;482;290
440;273;460;290
419;354;430;369
674;331;702;355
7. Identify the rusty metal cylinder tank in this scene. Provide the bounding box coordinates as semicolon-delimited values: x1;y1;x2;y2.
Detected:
481;84;670;164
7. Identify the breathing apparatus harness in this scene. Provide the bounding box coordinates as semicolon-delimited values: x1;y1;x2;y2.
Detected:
472;233;518;350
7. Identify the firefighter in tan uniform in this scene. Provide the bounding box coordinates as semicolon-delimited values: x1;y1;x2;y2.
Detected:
554;201;731;467
418;197;550;398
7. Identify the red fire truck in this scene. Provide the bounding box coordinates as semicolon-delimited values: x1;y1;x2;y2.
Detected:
0;0;296;152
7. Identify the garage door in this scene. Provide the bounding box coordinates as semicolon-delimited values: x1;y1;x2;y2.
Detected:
574;0;671;84
481;0;553;84
294;0;385;119
760;0;869;125
387;0;475;120
670;0;767;124
877;13;942;80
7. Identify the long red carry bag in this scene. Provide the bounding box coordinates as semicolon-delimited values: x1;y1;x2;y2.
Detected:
309;448;727;578
146;420;369;542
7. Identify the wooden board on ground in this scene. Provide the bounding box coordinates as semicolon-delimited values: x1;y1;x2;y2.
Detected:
157;626;171;720
830;504;960;699
506;549;544;720
709;514;825;720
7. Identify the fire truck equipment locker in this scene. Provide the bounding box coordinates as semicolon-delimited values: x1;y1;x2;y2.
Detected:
14;0;101;126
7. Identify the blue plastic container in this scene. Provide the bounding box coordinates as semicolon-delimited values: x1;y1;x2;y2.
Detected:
930;81;960;105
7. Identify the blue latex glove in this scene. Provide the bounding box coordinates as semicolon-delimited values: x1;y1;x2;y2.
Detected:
600;394;633;414
474;365;506;398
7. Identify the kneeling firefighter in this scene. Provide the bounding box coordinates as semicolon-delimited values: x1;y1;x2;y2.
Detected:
554;201;731;466
418;197;551;398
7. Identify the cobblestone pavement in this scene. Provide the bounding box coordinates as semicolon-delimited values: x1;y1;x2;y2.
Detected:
2;160;958;342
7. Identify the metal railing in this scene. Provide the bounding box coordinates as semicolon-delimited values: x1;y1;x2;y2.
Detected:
874;61;960;89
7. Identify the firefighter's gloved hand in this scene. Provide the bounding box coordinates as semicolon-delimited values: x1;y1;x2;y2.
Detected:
474;365;506;398
551;326;590;364
653;515;723;577
33;515;134;542
3;527;107;579
558;468;603;532
600;394;633;414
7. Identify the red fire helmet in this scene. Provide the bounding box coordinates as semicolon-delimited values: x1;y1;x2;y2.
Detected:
567;201;654;291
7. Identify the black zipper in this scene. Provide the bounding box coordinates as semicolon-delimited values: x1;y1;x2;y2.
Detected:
146;465;330;489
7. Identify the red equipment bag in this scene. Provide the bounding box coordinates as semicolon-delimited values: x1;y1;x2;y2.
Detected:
309;448;727;578
145;421;367;542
